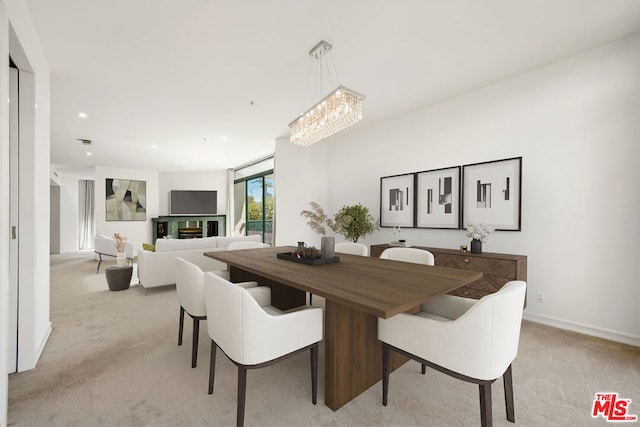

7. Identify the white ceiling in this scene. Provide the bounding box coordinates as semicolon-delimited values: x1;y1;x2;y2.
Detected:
25;0;640;173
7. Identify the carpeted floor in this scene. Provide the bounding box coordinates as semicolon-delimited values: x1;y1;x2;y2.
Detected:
7;251;640;426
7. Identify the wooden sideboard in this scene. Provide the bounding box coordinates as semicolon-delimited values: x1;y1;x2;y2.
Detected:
370;244;527;299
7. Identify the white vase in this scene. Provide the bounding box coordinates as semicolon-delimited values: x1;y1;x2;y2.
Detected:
321;236;335;259
116;252;127;267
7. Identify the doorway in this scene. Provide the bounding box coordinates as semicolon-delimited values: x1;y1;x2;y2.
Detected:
7;60;18;373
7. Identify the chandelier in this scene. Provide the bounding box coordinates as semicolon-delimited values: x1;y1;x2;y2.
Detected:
289;41;365;146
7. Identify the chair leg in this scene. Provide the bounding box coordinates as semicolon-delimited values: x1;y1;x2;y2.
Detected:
309;293;313;305
208;341;217;394
503;364;515;423
421;363;426;374
310;343;318;405
237;366;247;427
178;307;185;346
192;317;200;368
96;254;102;274
382;343;391;406
479;383;493;427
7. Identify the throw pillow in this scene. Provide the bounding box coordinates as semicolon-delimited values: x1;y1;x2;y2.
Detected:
142;243;156;252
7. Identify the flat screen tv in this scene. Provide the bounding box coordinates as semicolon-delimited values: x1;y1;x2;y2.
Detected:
169;190;217;216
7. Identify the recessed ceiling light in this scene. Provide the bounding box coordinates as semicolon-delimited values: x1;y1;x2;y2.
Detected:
151;144;157;149
221;136;228;142
86;152;93;156
77;112;87;118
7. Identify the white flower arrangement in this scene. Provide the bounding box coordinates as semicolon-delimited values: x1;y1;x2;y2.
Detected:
465;222;495;243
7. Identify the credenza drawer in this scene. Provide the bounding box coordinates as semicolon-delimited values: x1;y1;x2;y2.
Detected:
434;253;518;279
448;287;492;299
370;244;527;300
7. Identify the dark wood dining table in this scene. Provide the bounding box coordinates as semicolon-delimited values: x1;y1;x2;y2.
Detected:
204;246;482;411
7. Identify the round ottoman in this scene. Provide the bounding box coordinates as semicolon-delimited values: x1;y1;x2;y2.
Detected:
105;265;133;291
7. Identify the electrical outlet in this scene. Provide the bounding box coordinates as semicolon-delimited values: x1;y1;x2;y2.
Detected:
536;291;545;303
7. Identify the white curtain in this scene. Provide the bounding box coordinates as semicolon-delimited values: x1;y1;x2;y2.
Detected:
77;180;95;250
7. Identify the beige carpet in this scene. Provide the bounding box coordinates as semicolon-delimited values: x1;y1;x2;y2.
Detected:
7;251;640;426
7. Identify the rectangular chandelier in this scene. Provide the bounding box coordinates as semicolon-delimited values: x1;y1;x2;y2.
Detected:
289;85;364;146
289;40;365;146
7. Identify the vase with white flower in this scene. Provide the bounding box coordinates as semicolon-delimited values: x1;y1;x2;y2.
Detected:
113;232;128;266
465;223;494;254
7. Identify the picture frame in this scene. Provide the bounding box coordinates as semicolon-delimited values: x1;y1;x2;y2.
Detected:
106;178;147;221
416;166;461;229
380;173;415;227
462;157;522;231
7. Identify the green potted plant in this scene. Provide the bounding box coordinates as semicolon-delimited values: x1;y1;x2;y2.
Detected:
335;203;379;243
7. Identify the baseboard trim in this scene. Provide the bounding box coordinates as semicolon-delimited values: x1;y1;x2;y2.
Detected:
523;313;640;348
35;321;52;366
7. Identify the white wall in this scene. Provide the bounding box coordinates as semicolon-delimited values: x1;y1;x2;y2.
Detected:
276;34;640;346
158;170;228;216
49;185;60;253
274;137;330;248
94;167;159;251
1;0;51;422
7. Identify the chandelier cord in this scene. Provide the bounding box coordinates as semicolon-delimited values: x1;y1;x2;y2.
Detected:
300;55;315;116
328;51;342;88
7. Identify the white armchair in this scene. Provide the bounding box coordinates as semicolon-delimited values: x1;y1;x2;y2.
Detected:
335;242;369;256
379;247;434;265
378;280;527;427
204;271;323;427
176;257;257;368
93;234;135;273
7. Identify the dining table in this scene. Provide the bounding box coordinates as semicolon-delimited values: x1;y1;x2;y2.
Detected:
204;245;483;411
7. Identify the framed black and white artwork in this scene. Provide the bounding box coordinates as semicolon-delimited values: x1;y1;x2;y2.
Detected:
462;157;522;230
416;166;461;229
380;173;415;227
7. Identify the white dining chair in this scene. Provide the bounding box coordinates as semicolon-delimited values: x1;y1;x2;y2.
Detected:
378;280;527;427
335;242;369;256
175;257;258;368
379;247;434;265
210;241;271;281
204;271;323;426
227;241;271;250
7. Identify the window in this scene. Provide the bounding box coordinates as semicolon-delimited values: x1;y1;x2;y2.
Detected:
234;164;274;244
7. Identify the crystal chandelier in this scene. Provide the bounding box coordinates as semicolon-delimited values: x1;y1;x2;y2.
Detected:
289;41;365;146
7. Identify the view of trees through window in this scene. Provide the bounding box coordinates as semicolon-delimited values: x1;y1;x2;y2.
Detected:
245;173;273;244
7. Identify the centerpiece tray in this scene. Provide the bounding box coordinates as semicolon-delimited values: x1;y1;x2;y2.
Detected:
277;252;340;265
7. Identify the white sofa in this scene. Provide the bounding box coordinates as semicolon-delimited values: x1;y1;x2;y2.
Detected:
94;234;135;273
137;234;262;289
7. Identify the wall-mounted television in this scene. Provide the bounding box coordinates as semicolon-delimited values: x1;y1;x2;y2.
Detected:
169;190;217;216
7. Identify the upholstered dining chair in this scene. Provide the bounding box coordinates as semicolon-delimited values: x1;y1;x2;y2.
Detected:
175;257;257;368
227;241;271;250
211;241;270;281
335;241;369;256
379;247;434;265
204;271;323;427
378;280;527;427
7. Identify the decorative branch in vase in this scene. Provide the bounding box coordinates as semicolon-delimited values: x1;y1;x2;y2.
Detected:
465;223;494;254
113;232;128;266
300;202;351;258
